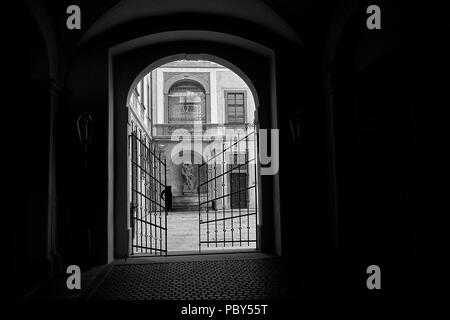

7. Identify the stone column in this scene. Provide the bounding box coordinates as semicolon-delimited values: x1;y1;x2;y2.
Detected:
205;93;211;123
164;93;169;123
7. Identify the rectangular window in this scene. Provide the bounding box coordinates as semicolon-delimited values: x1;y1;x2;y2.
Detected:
226;92;245;124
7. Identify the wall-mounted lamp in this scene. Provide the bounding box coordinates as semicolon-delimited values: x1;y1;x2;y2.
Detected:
77;112;94;167
290;110;303;147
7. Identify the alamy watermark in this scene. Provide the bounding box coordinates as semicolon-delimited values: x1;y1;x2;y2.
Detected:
167;122;279;175
66;265;81;290
366;265;381;290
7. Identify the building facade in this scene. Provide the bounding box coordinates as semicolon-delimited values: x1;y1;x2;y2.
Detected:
128;60;258;212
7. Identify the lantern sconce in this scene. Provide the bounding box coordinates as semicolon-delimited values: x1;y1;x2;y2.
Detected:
290;110;303;147
77;112;94;167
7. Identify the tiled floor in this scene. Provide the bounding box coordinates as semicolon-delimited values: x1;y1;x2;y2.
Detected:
27;212;266;300
87;254;291;300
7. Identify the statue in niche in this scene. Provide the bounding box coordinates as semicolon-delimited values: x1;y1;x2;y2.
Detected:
181;163;195;191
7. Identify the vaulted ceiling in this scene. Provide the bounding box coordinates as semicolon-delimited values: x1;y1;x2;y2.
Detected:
40;0;344;51
19;0;395;82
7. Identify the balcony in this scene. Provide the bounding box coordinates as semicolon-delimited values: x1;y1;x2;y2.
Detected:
153;123;254;139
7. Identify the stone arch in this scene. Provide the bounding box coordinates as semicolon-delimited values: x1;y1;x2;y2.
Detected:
112;33;279;259
124;48;263;128
164;73;210;94
164;76;210;123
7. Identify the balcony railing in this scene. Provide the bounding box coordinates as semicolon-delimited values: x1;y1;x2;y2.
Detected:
153;123;254;138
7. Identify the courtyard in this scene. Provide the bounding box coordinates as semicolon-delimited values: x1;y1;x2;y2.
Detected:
133;210;257;254
168;210;258;253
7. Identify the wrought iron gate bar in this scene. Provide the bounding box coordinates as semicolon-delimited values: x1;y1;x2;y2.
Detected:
201;131;255;165
206;149;210;247
129;160;166;187
200;240;257;244
214;159;218;247
199;212;257;224
222;143;226;247
130;133;165;163
198;180;201;251
199;185;256;206
238;132;242;246
131;190;166;209
198;158;255;187
164;157;167;254
245;132;249;246
131;245;166;252
132;217;167;230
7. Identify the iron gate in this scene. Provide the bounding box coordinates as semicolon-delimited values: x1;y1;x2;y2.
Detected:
130;129;168;255
198;125;259;250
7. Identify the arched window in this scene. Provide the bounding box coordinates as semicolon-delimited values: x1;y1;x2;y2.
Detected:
168;80;206;123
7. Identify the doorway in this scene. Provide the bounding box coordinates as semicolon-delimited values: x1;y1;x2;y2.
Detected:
126;58;260;255
231;173;248;209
